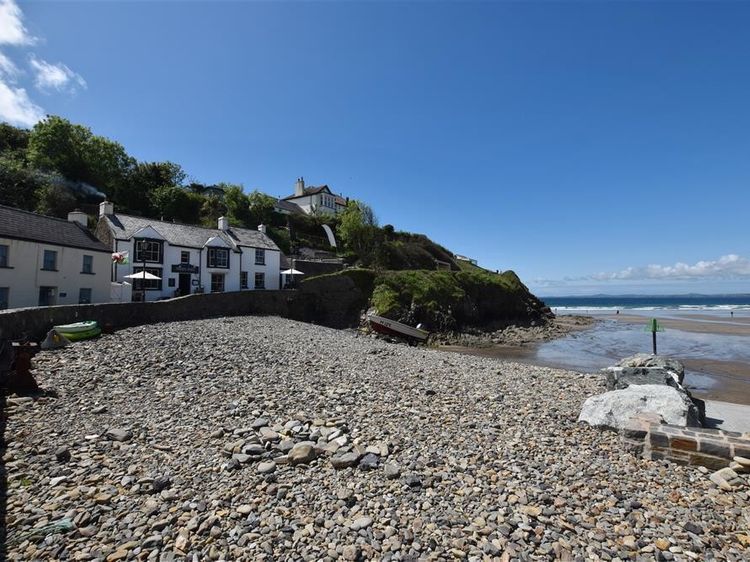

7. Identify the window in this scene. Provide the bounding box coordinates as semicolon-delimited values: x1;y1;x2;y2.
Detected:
42;250;57;271
254;272;265;290
207;247;229;268
134;240;163;263
79;288;92;304
133;267;162;291
168;278;176;287
0;244;8;267
38;286;56;306
0;287;8;309
211;273;225;293
255;248;265;265
240;271;248;289
181;251;190;264
82;255;93;274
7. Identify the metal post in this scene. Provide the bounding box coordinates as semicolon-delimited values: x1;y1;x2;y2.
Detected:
652;330;657;355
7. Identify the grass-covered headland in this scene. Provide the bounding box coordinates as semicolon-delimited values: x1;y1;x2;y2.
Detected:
304;268;552;332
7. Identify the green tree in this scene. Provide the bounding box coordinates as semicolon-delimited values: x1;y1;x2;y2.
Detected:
247;189;276;226
0;156;42;210
151;185;204;224
27;116;134;202
200;194;228;227
222;184;253;226
125;161;186;217
35;178;78;218
338;200;380;264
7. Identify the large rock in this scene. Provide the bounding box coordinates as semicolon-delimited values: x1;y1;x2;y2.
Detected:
616;354;685;384
578;384;701;430
604;367;681;391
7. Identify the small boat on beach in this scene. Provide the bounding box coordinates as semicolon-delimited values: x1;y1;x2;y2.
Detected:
367;314;429;342
53;321;98;334
53;321;101;342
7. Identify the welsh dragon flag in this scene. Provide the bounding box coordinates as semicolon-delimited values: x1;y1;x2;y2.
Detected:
112;251;129;264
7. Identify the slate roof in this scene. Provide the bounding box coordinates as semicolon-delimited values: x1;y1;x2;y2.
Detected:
274;199;305;214
0;205;110;253
101;214;280;252
282;185;332;200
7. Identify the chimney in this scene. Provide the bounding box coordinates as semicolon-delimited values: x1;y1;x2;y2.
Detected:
258;224;267;234
67;209;88;228
99;200;114;217
218;216;229;231
294;177;305;197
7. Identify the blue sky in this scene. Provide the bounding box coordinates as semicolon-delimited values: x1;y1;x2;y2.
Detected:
1;1;749;296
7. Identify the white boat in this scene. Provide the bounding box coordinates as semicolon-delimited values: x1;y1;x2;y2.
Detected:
367;314;429;342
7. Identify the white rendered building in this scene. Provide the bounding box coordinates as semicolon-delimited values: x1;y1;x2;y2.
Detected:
0;205;112;310
279;178;347;216
95;202;281;301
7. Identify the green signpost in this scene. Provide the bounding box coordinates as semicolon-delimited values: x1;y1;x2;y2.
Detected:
644;318;665;354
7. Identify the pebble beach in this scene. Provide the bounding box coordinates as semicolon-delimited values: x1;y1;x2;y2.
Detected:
4;316;750;561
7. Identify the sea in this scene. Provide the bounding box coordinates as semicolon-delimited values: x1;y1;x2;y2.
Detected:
458;294;750;404
542;294;750;312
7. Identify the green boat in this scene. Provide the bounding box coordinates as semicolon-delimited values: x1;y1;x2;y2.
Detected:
58;326;101;341
53;320;98;334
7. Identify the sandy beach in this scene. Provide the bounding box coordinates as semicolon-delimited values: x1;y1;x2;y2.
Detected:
443;311;750;406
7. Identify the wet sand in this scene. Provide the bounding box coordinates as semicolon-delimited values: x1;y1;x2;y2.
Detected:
603;313;750;336
441;312;750;406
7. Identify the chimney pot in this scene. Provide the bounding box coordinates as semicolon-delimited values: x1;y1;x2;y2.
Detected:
218;216;229;231
295;177;305;197
99;200;114;217
258;224;267;234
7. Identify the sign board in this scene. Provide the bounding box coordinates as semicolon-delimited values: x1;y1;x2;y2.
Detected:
171;264;199;274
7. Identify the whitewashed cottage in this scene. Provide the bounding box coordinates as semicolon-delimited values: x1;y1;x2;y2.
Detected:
0;205;111;309
95;201;281;301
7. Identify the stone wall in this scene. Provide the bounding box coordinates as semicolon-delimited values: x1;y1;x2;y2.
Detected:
0;283;366;342
622;414;750;470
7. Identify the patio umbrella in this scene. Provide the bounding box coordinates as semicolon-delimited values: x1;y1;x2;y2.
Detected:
124;271;162;280
281;268;304;275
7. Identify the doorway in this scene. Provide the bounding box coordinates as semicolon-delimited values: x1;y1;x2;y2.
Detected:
178;274;191;296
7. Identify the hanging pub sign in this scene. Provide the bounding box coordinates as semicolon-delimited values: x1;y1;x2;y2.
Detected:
171;263;200;274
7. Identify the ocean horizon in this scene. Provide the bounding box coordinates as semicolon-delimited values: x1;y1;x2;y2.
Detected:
541;294;750;311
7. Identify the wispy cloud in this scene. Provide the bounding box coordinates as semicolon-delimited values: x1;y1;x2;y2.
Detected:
0;0;84;126
0;0;34;46
0;80;44;126
30;56;86;93
0;49;18;77
589;254;750;281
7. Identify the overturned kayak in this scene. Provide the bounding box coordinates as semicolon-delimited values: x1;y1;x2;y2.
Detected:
53;320;98;334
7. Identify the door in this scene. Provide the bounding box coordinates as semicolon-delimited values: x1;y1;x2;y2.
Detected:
178;274;191;296
38;286;57;306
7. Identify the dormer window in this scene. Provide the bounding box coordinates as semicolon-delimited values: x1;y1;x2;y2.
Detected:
207;247;229;268
135;240;163;263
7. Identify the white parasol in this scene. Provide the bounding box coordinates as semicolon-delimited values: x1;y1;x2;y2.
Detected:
281;268;305;275
124;271;162;280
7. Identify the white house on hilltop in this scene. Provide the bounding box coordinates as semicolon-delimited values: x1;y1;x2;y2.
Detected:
0;205;112;310
95;202;281;301
279;177;348;216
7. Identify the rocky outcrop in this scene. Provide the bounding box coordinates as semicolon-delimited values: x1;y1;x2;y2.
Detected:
615;353;685;384
578;384;701;430
604;367;681;391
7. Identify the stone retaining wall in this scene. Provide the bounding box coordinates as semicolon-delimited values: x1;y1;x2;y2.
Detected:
0;279;366;342
622;414;750;469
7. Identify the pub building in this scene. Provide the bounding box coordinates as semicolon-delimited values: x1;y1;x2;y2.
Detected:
95;201;281;302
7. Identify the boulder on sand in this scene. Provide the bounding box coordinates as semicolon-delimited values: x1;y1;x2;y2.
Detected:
616;354;685;384
604;367;681;392
578;384;701;430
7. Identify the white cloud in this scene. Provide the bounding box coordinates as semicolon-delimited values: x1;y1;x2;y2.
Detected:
30;56;86;93
0;79;44;126
0;0;34;46
0;49;18;77
590;254;750;281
